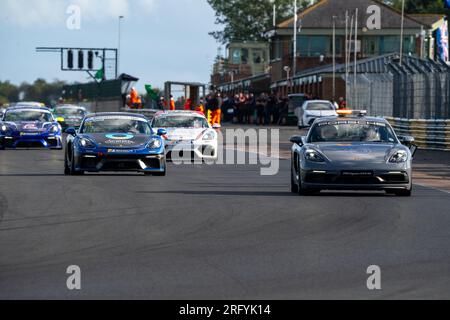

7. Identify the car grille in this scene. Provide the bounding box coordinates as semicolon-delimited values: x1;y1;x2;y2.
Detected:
304;171;409;184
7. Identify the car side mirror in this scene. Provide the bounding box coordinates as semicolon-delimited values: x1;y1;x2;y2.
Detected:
290;136;304;146
66;127;77;136
398;135;415;145
399;135;418;157
157;129;167;136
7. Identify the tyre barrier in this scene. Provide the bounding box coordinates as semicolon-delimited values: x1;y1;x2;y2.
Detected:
385;117;450;151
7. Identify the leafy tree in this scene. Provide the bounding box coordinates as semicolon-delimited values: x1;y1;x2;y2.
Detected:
384;0;449;14
0;79;66;106
0;81;19;104
207;0;313;44
208;0;450;44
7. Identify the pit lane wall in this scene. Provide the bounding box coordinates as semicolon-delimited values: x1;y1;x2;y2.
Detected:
386;117;450;151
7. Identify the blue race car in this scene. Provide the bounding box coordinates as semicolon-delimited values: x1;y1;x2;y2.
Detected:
64;112;167;176
0;106;63;149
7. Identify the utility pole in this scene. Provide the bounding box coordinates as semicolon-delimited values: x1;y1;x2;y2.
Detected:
400;0;405;65
332;16;336;99
293;0;298;78
354;8;358;107
273;2;276;27
345;11;348;91
118;15;124;77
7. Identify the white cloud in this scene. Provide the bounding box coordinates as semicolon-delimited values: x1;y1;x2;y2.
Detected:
138;0;157;14
0;0;157;27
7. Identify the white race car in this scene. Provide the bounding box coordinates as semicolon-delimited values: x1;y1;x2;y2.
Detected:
296;100;337;129
152;111;218;161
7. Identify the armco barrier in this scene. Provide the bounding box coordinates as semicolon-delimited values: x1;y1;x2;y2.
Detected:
385;117;450;151
120;108;159;120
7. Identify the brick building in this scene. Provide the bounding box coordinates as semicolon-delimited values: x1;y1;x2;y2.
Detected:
213;0;447;101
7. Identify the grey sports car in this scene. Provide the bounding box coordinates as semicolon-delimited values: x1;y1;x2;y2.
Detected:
290;111;417;196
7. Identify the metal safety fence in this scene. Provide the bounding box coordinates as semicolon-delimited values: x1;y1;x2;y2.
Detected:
345;55;450;120
386;117;450;151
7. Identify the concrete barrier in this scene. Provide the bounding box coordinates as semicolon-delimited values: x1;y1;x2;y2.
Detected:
385;117;450;151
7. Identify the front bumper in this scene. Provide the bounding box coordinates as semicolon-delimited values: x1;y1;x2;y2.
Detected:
74;150;166;173
165;140;218;160
301;169;411;190
1;134;62;149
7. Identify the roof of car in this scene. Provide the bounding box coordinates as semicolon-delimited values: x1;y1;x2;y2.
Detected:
304;100;333;104
55;105;86;110
154;110;206;118
315;115;389;123
83;112;149;120
6;106;51;112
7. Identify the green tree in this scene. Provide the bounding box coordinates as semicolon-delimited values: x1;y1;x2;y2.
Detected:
0;79;66;106
384;0;449;14
207;0;314;44
0;81;19;103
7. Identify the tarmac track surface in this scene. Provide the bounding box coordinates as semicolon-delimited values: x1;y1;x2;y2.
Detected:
0;129;450;299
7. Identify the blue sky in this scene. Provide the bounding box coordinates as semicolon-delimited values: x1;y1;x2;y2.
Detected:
0;0;220;93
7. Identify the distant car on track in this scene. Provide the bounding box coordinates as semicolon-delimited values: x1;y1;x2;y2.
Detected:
8;102;46;108
53;105;87;130
0;106;62;149
290;110;417;196
296;100;337;129
64;112;167;176
152;110;218;161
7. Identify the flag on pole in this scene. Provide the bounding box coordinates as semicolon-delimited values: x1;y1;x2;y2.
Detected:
145;84;159;101
95;68;104;80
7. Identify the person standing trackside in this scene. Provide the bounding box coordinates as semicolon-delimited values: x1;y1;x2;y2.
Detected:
195;98;205;115
338;97;347;110
170;95;176;111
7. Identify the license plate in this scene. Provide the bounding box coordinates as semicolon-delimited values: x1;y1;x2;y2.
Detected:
341;171;374;177
20;132;40;136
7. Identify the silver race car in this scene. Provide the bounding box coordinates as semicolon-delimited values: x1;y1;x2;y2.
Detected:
290;110;417;196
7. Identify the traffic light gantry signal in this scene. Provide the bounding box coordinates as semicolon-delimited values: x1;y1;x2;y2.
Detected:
88;51;94;70
67;49;74;69
78;50;84;69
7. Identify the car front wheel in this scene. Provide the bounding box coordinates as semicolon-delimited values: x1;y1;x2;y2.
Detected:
291;165;299;193
68;146;84;176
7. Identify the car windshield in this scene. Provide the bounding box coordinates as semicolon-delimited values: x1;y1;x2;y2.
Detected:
81;116;152;135
306;103;334;111
55;108;86;117
4;110;53;122
153;116;208;128
308;121;397;143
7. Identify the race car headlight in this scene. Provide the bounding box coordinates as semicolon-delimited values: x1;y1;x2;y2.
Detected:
79;138;95;148
148;138;162;149
1;124;7;132
202;131;216;141
51;124;60;133
389;150;408;163
305;149;325;163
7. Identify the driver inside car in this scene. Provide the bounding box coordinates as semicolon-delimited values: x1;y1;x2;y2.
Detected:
319;125;339;141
